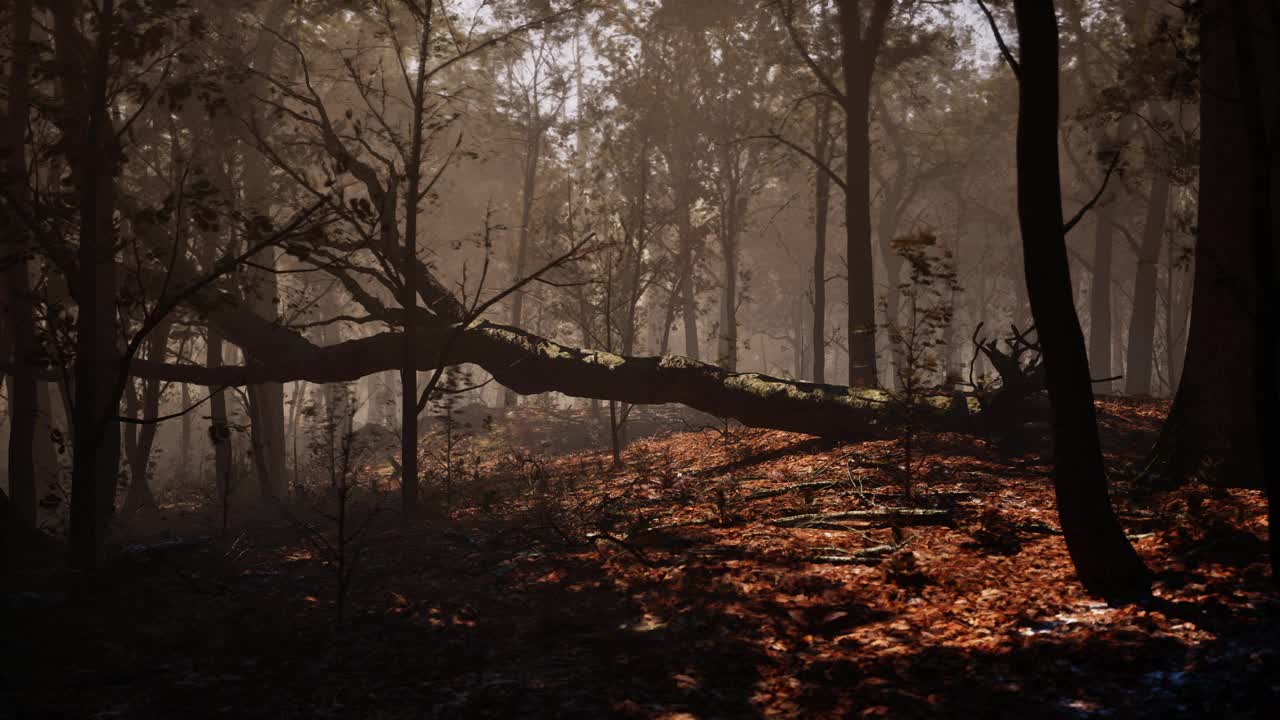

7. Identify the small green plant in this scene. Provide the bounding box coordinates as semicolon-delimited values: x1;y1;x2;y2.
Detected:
292;382;382;624
881;232;960;500
426;365;483;512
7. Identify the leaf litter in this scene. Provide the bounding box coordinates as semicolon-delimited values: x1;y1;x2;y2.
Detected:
3;399;1276;718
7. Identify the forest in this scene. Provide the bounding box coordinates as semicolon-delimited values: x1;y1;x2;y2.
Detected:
0;0;1277;717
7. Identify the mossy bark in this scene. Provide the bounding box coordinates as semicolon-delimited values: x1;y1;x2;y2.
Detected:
133;319;966;443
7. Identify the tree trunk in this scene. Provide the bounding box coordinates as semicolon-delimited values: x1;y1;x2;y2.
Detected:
717;195;741;371
136;315;968;443
876;191;906;389
400;256;420;526
122;321;172;517
179;382;191;481
2;0;36;534
676;171;701;361
792;297;806;379
66;138;123;569
1012;0;1150;599
122;385;152;515
1228;0;1279;582
400;12;434;524
835;3;881;387
813;97;833;384
1124;162;1171;396
1088;212;1115;392
842;64;878;386
208;328;233;508
62;0;124;570
240;0;293;505
1152;0;1264;487
506;122;544;407
1164;235;1189;394
622;137;649;359
946;201;967;382
246;378;287;503
33;382;57;508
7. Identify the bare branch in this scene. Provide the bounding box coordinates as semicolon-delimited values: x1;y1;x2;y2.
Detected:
775;0;847;107
116;385;229;425
1063;148;1123;235
975;0;1021;79
741;133;848;192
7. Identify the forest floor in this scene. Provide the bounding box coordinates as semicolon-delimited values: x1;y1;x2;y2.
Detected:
2;398;1276;719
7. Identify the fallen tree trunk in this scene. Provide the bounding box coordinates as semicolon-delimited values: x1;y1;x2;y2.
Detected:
806;544;896;565
132;320;972;442
68;175;986;446
89;183;986;446
5;298;978;444
770;508;951;528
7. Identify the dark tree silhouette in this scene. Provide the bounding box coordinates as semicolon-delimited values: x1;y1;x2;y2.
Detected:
54;0;125;569
2;0;37;535
1149;0;1265;489
1008;0;1150;599
1228;0;1279;582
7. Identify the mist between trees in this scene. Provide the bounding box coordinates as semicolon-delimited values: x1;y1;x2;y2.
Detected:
0;0;1276;601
